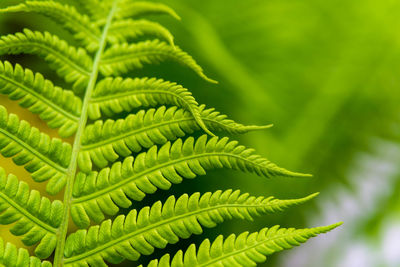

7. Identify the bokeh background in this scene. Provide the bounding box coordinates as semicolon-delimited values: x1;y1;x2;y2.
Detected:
1;0;400;266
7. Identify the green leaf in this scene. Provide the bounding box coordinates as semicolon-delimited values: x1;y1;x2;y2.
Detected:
88;77;214;136
0;1;101;52
115;0;181;20
65;190;318;264
144;223;342;267
0;61;81;137
0;168;62;259
71;0;107;20
0;1;340;266
72;135;309;228
0;29;92;93
89;77;202;120
109;19;175;46
0;238;52;267
100;40;217;83
0;106;71;195
79;105;271;171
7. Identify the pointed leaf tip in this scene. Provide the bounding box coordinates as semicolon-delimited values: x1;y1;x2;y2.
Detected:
204;128;216;137
302;192;320;201
261;124;274;129
309;192;320;197
166;8;181;21
173;13;182;21
315;222;343;234
194;117;215;136
331;221;344;228
204;76;219;84
282;170;313;178
246;124;274;131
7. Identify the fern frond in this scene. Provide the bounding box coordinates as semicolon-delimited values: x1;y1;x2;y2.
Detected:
65;190;318;264
0;61;81;137
0;168;62;258
0;106;71;195
100;40;217;83
0;29;92;93
145;223;342;267
80;105;271;171
0;1;339;265
0;1;101;52
72;135;309;227
89;77;213;136
109;19;174;46
115;1;181;20
0;238;52;267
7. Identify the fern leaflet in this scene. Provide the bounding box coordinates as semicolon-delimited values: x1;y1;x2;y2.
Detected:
145;223;342;267
88;77;212;135
0;167;62;258
109;19;175;46
0;106;71;195
0;61;81;137
0;29;92;93
0;1;101;52
115;1;181;21
100;40;217;84
0;237;52;267
79;105;271;171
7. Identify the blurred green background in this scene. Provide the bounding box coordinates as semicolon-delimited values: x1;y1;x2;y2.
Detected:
1;0;400;266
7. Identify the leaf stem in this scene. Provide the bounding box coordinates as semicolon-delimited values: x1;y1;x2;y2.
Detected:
53;1;118;266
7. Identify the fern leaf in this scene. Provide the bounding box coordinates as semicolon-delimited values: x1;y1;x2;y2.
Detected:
0;61;81;137
145;223;342;267
109;19;175;46
0;168;62;258
80;105;271;171
71;0;107;20
0;238;52;267
65;190;317;264
0;0;340;265
0;29;92;93
0;106;71;195
100;40;217;83
0;1;101;52
72;135;309;227
89;77;213;136
89;77;201;120
115;1;181;20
